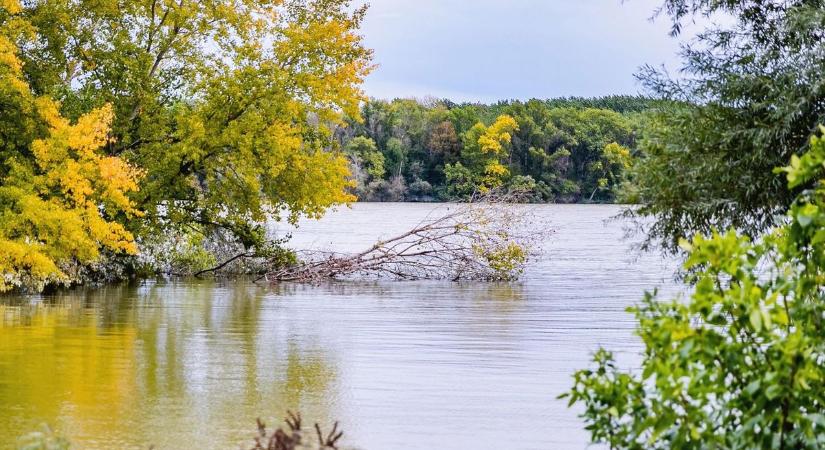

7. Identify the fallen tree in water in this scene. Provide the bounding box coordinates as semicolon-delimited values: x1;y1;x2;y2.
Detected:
264;196;549;282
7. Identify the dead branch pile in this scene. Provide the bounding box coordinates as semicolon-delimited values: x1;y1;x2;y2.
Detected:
265;198;549;282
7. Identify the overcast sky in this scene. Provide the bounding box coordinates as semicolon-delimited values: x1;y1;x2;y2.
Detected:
358;0;691;102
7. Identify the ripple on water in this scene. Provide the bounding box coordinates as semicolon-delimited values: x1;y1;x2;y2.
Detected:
0;204;679;449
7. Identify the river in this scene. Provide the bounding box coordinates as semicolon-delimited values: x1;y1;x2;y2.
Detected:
0;203;679;449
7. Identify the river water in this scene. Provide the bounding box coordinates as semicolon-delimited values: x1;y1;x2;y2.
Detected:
0;203;679;449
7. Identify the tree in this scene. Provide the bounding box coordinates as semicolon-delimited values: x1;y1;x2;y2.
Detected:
632;0;825;250
501;99;553;176
344;136;384;191
428;120;460;160
0;32;142;292
586;142;632;202
564;128;825;449
544;96;659;114
426;119;460;185
383;137;407;178
444;115;518;198
546;108;634;201
266;197;545;282
336;98;650;203
5;0;373;252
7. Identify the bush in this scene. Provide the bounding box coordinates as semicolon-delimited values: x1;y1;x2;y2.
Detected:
407;178;434;201
563;128;825;449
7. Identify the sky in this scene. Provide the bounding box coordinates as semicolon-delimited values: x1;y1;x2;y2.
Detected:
358;0;691;102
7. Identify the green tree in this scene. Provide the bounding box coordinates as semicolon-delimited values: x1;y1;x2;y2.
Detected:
344;136;384;186
564;128;825;449
585;142;632;202
632;0;825;250
383;137;407;178
546;108;634;201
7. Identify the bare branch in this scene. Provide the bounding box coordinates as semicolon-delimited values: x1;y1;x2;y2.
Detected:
192;251;254;278
267;193;550;283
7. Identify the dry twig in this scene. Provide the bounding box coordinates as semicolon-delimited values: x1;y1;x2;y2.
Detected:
267;193;549;282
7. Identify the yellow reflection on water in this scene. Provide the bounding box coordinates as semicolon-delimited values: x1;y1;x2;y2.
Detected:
0;282;337;449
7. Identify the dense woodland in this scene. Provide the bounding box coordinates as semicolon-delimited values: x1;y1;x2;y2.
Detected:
336;96;658;203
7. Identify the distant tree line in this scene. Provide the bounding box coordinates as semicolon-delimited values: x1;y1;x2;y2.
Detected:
335;96;661;203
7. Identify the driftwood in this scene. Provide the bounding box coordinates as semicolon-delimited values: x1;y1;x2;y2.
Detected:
266;196;548;282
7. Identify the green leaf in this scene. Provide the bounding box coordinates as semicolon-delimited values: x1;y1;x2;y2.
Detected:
795;204;819;228
749;308;762;332
745;380;761;395
765;384;782;400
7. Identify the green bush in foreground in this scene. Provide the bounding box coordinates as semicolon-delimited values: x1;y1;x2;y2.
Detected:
564;128;825;449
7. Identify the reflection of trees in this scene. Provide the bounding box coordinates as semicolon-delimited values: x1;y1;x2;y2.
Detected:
272;279;525;326
0;280;339;448
279;346;335;407
0;297;139;444
1;277;531;447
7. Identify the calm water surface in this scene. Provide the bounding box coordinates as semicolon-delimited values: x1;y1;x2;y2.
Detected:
0;204;679;449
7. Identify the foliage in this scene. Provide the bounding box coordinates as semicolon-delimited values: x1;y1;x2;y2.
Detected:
444;115;518;198
0;0;373;290
339;97;648;202
344;136;385;192
136;227;299;277
542;96;660;114
475;241;527;279
0;31;142;292
563;129;825;449
631;0;825;250
167;231;219;275
543;108;635;202
586;142;632;202
3;0;371;244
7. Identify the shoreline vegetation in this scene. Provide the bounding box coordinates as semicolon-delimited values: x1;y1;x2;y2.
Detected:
561;0;825;448
0;0;651;294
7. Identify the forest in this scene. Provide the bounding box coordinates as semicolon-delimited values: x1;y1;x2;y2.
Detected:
336;95;657;203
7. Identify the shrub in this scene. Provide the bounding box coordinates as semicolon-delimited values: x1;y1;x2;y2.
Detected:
563;128;825;449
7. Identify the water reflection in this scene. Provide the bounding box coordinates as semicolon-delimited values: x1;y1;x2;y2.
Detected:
0;204;679;449
0;282;337;449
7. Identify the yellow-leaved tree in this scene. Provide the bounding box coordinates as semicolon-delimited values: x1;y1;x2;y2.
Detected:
444;115;519;198
6;0;374;255
0;34;142;292
0;0;375;284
